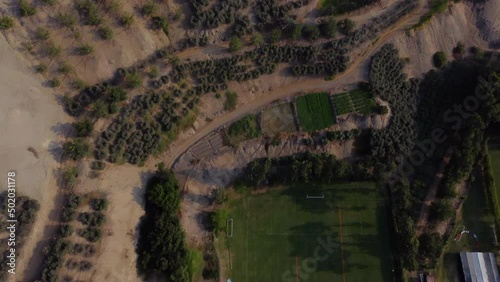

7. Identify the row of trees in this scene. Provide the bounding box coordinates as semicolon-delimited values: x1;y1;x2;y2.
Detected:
241;152;372;186
0;194;40;281
42;192;107;281
136;166;190;280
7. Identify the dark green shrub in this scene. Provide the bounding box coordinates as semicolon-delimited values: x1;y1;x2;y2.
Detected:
77;44;94;55
0;17;14;30
62;166;79;188
141;2;157;16
35;27;51;40
90;160;106;170
35;63;48;74
91;198;109;211
58;61;73;74
72;119;94;137
429;200;453;222
48;78;61;87
63;139;90;160
92;100;108;118
20;0;36;17
78;226;102;242
229;37;242;52
99;26;114;40
224;91;237;111
59;224;74;237
433;51;447;68
56;12;77;28
120;13;134;27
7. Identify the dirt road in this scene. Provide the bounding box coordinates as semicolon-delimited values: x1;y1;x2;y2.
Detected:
162;0;429;168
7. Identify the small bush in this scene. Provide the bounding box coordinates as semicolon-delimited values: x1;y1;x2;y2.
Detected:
35;27;51;40
250;33;264;46
63;139;90;160
120;13;134;28
44;42;61;57
78;226;102;242
224;91;237;111
62;166;79;188
62;208;77;222
338;18;356;34
229;37;242;52
142;2;157;16
48;78;61;88
91;198;109;211
0;17;14;30
72;119;93;137
92;100;108;118
270;28;281;43
99;26;114;40
149;66;159;78
57;12;77;28
58;61;73;74
35;63;48;74
453;42;465;58
151;16;169;36
90;160;105;170
77;44;94;55
60;224;74;237
125;72;142;88
433;51;447;68
19;0;36;17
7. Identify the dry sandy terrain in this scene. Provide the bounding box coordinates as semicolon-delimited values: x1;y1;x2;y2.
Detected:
0;0;497;281
0;33;70;281
75;164;147;282
391;2;493;77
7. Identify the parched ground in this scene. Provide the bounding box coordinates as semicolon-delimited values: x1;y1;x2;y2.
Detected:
0;34;69;281
390;2;493;77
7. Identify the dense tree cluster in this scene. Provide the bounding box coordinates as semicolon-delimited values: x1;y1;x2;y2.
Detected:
136;167;190;280
242;152;372;186
188;0;249;29
369;44;419;163
254;0;308;30
0;192;40;282
319;0;377;16
41;239;74;282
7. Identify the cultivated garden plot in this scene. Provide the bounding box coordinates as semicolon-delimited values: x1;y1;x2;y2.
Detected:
332;89;378;116
224;182;394;282
296;92;336;131
260;103;298;135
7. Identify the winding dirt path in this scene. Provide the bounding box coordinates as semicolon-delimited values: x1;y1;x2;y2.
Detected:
161;0;429;168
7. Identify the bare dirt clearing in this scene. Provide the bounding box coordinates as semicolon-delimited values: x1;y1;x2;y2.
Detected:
0;33;70;281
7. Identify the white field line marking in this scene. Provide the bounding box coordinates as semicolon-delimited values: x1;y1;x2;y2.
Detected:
245;198;249;282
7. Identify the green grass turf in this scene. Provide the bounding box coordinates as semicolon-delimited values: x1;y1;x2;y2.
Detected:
296;92;336;131
332;93;355;115
333;89;377;116
225;182;394;282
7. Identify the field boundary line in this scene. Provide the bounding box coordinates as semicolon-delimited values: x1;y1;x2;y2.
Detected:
339;208;346;282
245;198;249;282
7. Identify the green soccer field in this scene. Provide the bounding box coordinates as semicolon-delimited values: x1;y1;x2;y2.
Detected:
224;182;394;282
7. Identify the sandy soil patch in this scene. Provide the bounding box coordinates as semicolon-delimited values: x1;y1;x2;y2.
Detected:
75;164;148;282
390;2;492;77
0;33;70;281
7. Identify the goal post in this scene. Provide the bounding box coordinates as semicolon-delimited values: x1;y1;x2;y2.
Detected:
306;194;325;199
227;218;233;238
